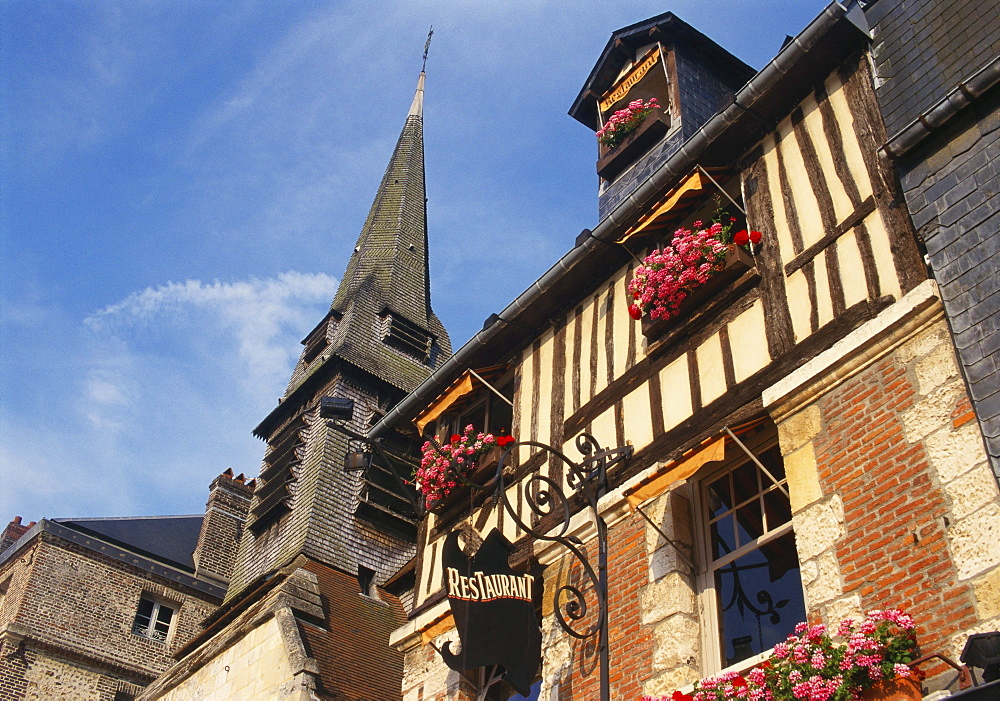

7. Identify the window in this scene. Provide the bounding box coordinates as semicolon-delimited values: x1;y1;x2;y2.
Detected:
438;377;514;440
132;597;175;642
696;440;806;671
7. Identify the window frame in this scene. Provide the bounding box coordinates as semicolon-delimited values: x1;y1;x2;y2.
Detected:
692;432;805;675
432;375;515;442
131;595;176;644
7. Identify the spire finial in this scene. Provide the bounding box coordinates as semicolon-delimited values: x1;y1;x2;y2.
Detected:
422;26;433;72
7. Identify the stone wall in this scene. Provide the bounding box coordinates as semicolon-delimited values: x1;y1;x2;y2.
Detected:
0;534;219;699
766;283;1000;690
154;616;307;701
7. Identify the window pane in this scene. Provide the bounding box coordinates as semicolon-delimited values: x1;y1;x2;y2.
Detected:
763;486;792;530
707;475;732;518
731;460;759;508
713;531;806;667
759;446;786;484
490;389;514;436
710;513;735;560
735;499;764;546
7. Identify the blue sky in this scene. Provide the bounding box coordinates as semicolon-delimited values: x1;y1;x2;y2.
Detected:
1;1;829;521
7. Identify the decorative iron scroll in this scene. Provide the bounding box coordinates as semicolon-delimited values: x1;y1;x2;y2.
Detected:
435;432;633;701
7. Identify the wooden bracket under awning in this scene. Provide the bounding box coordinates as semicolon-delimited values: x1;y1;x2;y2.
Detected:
616;166;733;244
413;364;509;435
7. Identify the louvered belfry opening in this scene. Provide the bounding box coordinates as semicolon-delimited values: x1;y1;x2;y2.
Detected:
247;416;305;534
382;311;431;361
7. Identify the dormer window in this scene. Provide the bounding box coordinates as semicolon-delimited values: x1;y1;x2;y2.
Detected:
301;313;336;364
415;365;514;440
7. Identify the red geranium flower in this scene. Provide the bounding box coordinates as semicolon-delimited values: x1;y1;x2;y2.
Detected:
733;229;750;246
671;691;695;701
628;303;643;320
450;434;461;443
497;434;516;447
748;230;762;244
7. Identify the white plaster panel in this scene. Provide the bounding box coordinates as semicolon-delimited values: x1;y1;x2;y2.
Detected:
593;288;612;397
812;252;835;329
611;266;632;383
762;135;797;264
623;380;655;452
837;231;869;308
578;297;595;407
778;119;825;248
728;300;769;383
535;328;555;446
697;333;727;405
801;93;854;222
864;209;903;301
517;347;534;466
659;354;693;432
825;72;875;200
785;269;812;343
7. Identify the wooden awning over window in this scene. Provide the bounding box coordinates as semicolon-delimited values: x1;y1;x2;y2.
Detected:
616;167;731;244
623;418;766;510
413;364;508;435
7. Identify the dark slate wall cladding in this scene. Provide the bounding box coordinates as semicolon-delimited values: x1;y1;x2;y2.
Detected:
868;0;1000;137
674;46;738;142
598;129;685;219
868;0;1000;480
899;91;1000;477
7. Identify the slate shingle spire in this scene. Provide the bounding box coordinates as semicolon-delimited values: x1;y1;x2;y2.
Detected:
227;66;450;602
297;69;449;395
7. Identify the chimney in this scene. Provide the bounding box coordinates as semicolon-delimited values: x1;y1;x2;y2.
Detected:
192;470;255;585
1;516;36;555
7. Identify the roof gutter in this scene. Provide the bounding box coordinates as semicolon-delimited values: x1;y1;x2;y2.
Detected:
882;55;1000;159
369;1;854;441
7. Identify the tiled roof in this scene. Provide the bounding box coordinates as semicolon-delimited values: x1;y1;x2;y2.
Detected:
298;559;407;701
53;515;203;572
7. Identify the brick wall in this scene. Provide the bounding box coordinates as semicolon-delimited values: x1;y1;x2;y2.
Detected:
0;534;219;698
0;518;34;556
772;304;1000;690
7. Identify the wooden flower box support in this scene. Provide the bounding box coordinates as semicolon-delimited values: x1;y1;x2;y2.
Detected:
596;109;670;182
641;246;757;340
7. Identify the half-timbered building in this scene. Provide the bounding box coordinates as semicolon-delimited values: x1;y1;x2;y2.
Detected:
377;4;1000;700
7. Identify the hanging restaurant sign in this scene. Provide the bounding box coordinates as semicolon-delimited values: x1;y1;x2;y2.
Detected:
438;528;541;697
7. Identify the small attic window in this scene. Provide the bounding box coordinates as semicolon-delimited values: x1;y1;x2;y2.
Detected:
381;311;431;360
302;319;330;363
358;565;376;597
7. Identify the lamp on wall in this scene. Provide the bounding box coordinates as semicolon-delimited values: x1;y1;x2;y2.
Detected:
343;440;372;472
962;631;1000;683
319;396;354;422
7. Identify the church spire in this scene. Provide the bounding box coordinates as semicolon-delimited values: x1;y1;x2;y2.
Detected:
312;53;449;394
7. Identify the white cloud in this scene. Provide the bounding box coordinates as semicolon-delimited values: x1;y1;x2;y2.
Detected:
0;272;337;521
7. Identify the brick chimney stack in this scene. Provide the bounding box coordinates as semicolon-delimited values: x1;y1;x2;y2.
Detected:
1;516;36;555
192;470;255;585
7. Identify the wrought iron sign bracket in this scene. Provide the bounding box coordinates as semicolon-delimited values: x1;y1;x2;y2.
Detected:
437;433;633;701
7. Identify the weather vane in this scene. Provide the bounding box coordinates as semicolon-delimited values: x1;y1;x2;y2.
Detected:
422;26;434;71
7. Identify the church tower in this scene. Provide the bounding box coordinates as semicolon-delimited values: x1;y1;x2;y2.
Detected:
226;68;450;602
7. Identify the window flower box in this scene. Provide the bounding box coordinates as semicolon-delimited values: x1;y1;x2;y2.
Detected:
597;108;670;182
417;428;515;513
640;245;756;339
